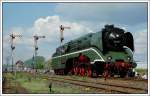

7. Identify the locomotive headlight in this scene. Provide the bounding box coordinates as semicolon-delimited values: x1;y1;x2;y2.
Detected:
127;56;131;61
116;34;119;37
107;56;112;61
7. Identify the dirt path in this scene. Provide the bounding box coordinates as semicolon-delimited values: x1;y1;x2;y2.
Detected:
2;73;29;94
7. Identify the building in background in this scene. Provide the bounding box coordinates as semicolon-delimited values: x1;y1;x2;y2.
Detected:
16;60;24;71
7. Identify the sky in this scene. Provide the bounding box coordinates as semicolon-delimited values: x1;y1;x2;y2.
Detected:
2;2;148;68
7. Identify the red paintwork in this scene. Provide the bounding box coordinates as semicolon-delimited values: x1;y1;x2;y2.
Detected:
79;54;89;63
88;67;92;77
81;67;85;76
115;61;132;71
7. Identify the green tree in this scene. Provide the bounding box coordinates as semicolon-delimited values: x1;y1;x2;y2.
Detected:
24;56;45;69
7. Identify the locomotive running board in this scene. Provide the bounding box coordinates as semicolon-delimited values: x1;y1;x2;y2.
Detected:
52;48;105;62
91;59;104;64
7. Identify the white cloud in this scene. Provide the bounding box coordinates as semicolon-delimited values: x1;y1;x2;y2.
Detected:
3;15;93;63
32;15;92;44
131;25;147;69
130;23;147;55
3;15;147;69
2;2;148;69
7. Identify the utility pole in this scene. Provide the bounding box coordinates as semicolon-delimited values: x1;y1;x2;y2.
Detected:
10;33;22;72
59;25;70;67
33;35;45;71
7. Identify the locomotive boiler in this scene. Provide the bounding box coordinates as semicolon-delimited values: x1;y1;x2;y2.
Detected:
51;24;137;77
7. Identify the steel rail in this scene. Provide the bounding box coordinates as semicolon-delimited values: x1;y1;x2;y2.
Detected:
53;76;147;91
45;76;147;94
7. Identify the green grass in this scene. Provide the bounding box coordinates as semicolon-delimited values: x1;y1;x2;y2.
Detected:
21;78;49;93
135;68;147;75
14;72;49;93
12;72;91;93
51;83;84;93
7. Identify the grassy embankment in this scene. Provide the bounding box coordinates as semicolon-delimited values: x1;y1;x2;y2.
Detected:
3;72;91;94
135;68;147;75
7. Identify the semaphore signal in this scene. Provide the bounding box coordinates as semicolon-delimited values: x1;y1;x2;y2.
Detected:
59;25;71;67
32;35;45;70
60;25;71;43
9;33;22;72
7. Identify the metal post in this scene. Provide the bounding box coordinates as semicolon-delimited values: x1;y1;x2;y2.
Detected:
10;34;15;72
60;39;62;69
10;33;22;72
5;56;10;71
32;55;34;69
11;49;14;72
59;25;70;74
33;35;45;72
9;33;22;93
34;37;38;70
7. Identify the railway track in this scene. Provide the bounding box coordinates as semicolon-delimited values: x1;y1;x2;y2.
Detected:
45;76;147;94
108;77;147;82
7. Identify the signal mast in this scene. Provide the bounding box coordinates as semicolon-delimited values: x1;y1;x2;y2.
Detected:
59;25;70;67
32;35;45;70
10;33;22;72
60;25;71;44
